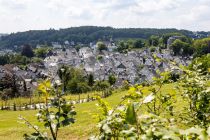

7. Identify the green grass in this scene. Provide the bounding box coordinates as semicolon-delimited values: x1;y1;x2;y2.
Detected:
0;91;103;107
0;90;126;140
0;83;184;140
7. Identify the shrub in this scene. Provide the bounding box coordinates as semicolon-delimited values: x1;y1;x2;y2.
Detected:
94;81;110;91
193;37;210;56
150;47;156;52
91;60;210;139
20;80;76;140
189;54;210;74
122;80;130;90
108;74;116;86
68;79;91;94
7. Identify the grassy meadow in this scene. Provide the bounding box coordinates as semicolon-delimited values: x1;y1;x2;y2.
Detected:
0;83;184;140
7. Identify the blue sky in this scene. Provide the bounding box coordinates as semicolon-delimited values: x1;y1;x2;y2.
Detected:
0;0;210;33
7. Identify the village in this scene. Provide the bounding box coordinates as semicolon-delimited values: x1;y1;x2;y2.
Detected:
1;0;210;138
0;36;192;94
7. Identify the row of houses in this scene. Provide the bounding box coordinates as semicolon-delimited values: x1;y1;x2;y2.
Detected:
44;46;191;86
0;63;47;96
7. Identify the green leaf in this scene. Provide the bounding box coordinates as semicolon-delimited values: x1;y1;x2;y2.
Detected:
125;103;137;125
61;104;71;113
60;118;75;127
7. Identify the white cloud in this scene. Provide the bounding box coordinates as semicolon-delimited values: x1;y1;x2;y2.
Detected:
0;0;210;33
131;0;178;15
0;0;28;10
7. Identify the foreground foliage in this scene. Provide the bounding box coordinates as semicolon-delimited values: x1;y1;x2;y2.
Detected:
19;80;76;140
91;63;210;139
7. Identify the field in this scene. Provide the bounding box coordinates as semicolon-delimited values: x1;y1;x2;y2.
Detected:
0;84;180;140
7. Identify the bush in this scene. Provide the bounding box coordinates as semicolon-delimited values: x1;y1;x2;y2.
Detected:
116;41;129;52
97;42;107;52
133;39;145;48
20;80;76;140
77;82;91;93
67;79;78;94
170;39;193;56
91;63;210;139
31;57;43;63
108;74;116;86
68;79;91;94
189;54;210;74
94;81;110;91
21;44;34;58
34;47;50;58
150;47;156;52
193;37;210;56
96;55;103;60
122;80;129;90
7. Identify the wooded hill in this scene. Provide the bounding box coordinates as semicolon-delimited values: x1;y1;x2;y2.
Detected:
0;26;209;49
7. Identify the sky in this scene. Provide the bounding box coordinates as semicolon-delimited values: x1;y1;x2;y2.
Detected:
0;0;210;33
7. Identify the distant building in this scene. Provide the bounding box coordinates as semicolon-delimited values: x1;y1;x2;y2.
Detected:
108;43;117;51
64;40;70;45
52;42;62;49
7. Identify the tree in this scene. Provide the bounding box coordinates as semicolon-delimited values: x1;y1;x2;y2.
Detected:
94;81;110;91
0;26;198;49
57;66;72;92
108;74;116;86
116;41;129;52
189;54;210;74
67;79;78;93
97;41;107;52
179;64;210;127
170;39;193;56
170;40;182;55
182;44;194;56
9;54;31;65
133;39;144;48
67;79;90;94
75;45;82;52
0;72;19;98
57;66;89;94
193;37;210;56
88;74;94;87
21;44;34;58
34;47;49;58
77;82;91;93
0;54;9;65
20;80;76;140
150;46;156;52
32;57;43;63
161;33;183;47
148;35;159;46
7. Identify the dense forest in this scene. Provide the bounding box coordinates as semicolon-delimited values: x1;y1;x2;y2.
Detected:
0;26;209;49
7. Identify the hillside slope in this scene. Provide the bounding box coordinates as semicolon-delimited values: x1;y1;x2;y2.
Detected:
0;26;204;49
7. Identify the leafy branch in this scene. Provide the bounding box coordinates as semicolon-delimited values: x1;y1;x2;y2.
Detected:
20;79;76;140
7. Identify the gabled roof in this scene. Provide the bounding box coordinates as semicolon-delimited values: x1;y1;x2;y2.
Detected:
116;63;126;69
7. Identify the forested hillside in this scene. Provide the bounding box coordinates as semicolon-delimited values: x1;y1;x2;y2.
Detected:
0;26;208;49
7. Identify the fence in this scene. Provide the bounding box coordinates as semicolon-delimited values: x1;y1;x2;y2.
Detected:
0;90;113;111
